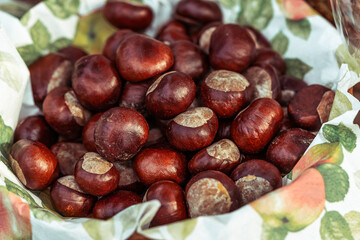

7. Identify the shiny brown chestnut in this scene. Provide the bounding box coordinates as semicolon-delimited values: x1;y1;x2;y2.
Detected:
175;0;222;26
231;98;283;154
188;139;241;175
197;21;222;54
145;71;196;119
93;190;142;220
266;128;315;175
74;152;119;196
103;0;153;31
215;118;233;141
185;170;240;218
29;53;72;109
58;46;87;64
116;34;174;82
50;175;96;217
230;159;282;206
244;63;281;100
10;139;59;190
14;115;58;148
51;142;88;176
144;180;187;227
279;75;308;106
244;26;271;50
133;146;187;186
43;86;92;140
72;54;122;111
113;160;145;193
102;29;135;62
166;107;218;151
288;84;334;131
253;48;287;76
156;20;190;45
170;40;208;81
200;70;253;118
94;107;149;162
209;24;256;72
82;112;103;153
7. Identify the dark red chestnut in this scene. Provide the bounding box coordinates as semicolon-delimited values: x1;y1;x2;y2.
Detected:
10;139;58;190
50;175;96;217
253;48;286;76
145;71;196;119
156;20;190;45
58;46;87;64
244;26;271;50
175;0;222;26
209;24;256;72
166;107;218;151
200;70;253;118
215;118;233;141
244;64;280;100
133;146;187;186
288;84;334;131
51;142;87;176
113;160;145;193
82;112;103;153
74;152;119;196
197;21;221;54
29;53;72;109
14;115;58;148
266;128;315;175
102;29;135;62
185;170;240;218
94;107;149;162
144;127;166;147
43;86;92;140
230;159;282;206
93;190;142;220
116;34;174;82
231;98;283;154
72;54;122;111
170;40;208;81
144;180;187;227
103;0;153;31
188;139;241;175
279;75;308;106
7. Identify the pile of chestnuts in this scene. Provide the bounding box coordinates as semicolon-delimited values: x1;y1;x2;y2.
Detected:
9;0;335;227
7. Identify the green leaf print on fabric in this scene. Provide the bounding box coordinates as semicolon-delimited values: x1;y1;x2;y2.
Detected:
284;58;312;79
237;0;274;30
344;211;360;240
0;51;23;92
5;178;39;208
49;38;73;52
0;116;13;158
82;218;115;240
286;18;311;40
320;211;354;240
30;20;51;51
261;222;288;240
329;90;353;121
44;0;80;19
16;44;41;66
271;31;289;56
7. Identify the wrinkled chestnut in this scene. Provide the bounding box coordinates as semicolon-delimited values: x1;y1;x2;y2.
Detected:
244;64;280;100
116;34;174;82
244;26;271;50
103;0;153;31
133;146;187;186
51;142;87;176
43;86;92;140
145;71;196;119
10;139;58;190
82;112;103;153
144;180;187;227
197;22;222;54
14;115;58;148
156;20;190;45
230;159;282;206
253;48;286;76
209;24;256;72
188;139;241;175
74;152;119;196
175;0;222;26
288;84;334;131
185;170;240;218
93;190;142;220
29;53;72;109
200;70;253;118
58;46;87;64
231;98;283;154
113;160;145;193
102;29;135;62
72;54;122;111
266;128;315;175
170;40;208;81
166;107;218;151
94;107;149;161
279;75;308;106
50;175;96;217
